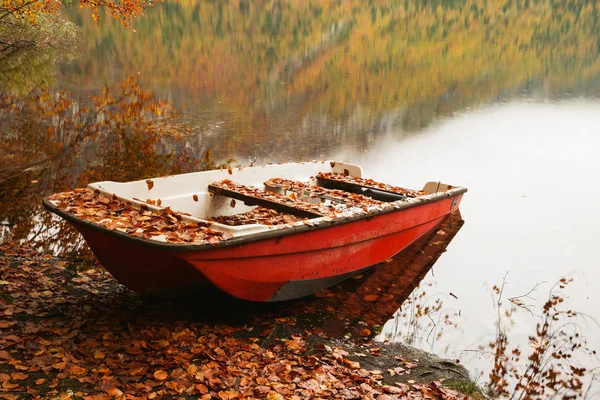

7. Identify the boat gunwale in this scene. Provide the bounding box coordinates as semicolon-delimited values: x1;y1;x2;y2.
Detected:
42;187;467;253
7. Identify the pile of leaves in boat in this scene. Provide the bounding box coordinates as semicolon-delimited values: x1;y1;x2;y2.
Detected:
265;178;387;210
50;189;233;245
316;173;428;198
212;179;392;217
0;242;469;399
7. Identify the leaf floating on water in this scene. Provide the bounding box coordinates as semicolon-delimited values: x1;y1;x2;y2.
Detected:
230;199;236;208
193;194;199;202
146;179;154;190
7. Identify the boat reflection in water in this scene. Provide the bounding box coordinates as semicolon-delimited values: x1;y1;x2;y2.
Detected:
287;211;465;341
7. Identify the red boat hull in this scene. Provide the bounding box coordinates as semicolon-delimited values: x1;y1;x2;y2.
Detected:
69;194;463;301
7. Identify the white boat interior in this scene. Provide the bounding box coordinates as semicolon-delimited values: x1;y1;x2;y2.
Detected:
85;161;455;238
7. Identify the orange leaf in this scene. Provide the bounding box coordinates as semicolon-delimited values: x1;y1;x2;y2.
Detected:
363;294;379;302
154;370;168;380
343;358;360;369
358;328;371;337
52;361;67;370
11;372;28;380
69;365;87;376
93;349;106;359
125;347;143;355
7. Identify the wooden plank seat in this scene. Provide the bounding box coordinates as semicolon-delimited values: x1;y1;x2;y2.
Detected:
264;178;387;209
316;172;426;200
208;180;324;219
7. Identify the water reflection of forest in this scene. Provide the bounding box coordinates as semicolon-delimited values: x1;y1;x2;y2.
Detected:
3;1;600;162
54;0;600;158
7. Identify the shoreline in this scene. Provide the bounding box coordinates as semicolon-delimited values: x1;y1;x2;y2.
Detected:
0;213;480;399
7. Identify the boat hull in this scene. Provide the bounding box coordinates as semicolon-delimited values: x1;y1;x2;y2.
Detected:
69;193;463;301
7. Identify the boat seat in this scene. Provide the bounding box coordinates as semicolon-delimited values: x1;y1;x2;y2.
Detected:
316;172;424;201
264;177;386;208
208;180;324;219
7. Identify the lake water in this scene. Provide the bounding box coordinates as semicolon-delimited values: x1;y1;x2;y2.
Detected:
2;0;600;393
359;101;600;380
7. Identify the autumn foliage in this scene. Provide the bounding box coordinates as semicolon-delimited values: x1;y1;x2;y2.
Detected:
0;78;222;255
1;0;160;25
0;237;472;399
485;276;599;399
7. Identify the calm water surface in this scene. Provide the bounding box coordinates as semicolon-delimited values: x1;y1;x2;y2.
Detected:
2;0;600;389
357;101;600;377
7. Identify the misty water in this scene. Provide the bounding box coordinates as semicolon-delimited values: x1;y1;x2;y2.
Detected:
3;0;600;392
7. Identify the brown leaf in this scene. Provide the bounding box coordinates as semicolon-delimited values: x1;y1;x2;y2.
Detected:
285;337;305;351
363;294;379;302
358;329;372;337
52;361;67;370
153;370;168;381
266;392;285;400
186;364;198;376
10;372;28;381
125;346;143;355
0;391;19;399
146;180;154;190
105;387;124;397
193;194;199;202
195;384;209;394
218;391;241;400
35;378;46;385
0;321;17;328
69;365;87;376
0;350;10;360
93;349;106;359
343;358;360;369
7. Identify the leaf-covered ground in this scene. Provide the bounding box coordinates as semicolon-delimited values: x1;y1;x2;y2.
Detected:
0;215;475;399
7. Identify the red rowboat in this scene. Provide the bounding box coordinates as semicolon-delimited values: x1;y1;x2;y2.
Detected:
43;161;466;302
